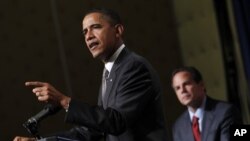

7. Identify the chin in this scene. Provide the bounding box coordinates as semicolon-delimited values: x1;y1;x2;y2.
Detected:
91;52;100;58
91;50;103;58
92;54;98;58
181;100;191;106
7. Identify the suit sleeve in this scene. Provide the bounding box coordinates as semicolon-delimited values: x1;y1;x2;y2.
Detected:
48;126;103;141
220;104;242;141
65;100;126;135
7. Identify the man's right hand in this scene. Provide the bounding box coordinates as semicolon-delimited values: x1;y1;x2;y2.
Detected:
13;136;36;141
25;81;71;110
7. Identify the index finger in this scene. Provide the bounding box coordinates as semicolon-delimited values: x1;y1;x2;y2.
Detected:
25;81;46;87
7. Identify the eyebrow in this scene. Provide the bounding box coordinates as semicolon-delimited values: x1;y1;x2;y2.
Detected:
82;23;100;35
83;23;102;30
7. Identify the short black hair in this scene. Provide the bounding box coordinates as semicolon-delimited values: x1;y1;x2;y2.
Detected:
84;8;122;26
171;66;203;83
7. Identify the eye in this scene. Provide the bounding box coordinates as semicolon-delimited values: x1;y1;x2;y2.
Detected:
82;29;87;36
174;86;180;91
92;24;102;29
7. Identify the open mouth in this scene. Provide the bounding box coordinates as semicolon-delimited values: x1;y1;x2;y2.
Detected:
89;42;99;50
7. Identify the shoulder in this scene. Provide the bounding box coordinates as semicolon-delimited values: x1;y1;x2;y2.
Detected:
124;49;150;65
206;97;234;112
206;97;241;121
117;48;155;72
173;110;189;129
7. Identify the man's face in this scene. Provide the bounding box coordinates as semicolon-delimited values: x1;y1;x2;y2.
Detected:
82;12;119;61
172;71;205;108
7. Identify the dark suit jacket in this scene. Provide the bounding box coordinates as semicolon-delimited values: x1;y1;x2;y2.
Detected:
59;48;167;141
172;96;242;141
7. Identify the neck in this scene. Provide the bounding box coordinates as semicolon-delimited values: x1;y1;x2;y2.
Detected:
102;41;123;63
189;95;205;113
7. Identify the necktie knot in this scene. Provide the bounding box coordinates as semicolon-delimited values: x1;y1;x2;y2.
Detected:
192;116;199;125
104;69;109;79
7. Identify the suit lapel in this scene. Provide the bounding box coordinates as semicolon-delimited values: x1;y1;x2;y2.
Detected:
97;85;103;106
102;71;116;108
183;111;196;141
201;97;215;141
102;48;130;108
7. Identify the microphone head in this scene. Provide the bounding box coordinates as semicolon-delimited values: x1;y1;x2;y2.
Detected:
23;103;62;136
44;103;62;115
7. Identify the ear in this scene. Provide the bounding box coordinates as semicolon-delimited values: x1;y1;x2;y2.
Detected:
115;24;124;38
199;81;206;92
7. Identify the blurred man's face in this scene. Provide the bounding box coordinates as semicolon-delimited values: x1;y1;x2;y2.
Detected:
172;71;205;109
82;12;118;61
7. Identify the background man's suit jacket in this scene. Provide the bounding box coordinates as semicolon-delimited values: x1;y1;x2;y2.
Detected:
58;48;167;141
172;96;242;141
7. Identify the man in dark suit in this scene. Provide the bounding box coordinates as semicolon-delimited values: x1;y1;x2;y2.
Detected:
171;66;242;141
14;8;167;141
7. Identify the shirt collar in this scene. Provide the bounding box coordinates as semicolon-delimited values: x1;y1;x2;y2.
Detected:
104;44;125;72
188;96;207;121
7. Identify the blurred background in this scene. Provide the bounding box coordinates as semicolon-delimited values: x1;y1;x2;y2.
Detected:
0;0;249;140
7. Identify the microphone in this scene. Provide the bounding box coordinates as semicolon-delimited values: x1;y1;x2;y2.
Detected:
23;104;62;138
27;104;61;124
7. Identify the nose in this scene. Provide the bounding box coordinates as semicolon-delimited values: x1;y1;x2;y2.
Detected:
85;30;95;42
180;86;187;94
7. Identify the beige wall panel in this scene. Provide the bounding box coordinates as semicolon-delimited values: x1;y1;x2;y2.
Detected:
173;0;227;100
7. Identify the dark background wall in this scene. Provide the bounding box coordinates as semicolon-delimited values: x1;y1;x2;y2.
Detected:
2;0;249;140
0;0;183;140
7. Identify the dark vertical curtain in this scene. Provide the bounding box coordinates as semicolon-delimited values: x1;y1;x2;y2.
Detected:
232;0;250;89
213;0;241;110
